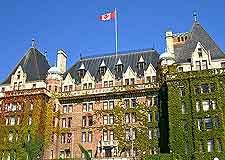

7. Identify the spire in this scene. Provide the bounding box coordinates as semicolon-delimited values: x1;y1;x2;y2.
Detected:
100;60;106;67
138;56;145;63
193;11;198;22
79;63;85;70
32;38;36;48
116;58;123;65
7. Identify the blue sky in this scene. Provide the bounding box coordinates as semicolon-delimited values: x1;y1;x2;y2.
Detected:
0;0;225;81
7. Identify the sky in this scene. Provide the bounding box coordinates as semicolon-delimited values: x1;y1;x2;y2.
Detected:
0;0;225;82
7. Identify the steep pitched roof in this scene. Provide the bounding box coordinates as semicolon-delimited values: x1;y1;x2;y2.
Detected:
65;49;159;82
175;21;225;63
1;47;50;84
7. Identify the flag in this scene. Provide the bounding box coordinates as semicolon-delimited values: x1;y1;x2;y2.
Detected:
99;11;115;21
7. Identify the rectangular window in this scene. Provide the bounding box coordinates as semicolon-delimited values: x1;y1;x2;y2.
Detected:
202;84;209;93
124;99;130;108
131;99;136;108
210;100;216;110
152;76;156;82
109;114;114;124
130;78;135;85
183;120;188;131
9;132;13;142
61;133;66;144
88;116;93;126
146;76;151;83
68;117;72;128
131;113;136;123
199;141;203;152
202;100;210;111
109;101;114;109
82;132;86;143
218;138;223;152
63;105;67;113
62;118;66;128
67;133;72;143
194;86;201;95
179;87;185;96
88;83;92;89
104;81;108;88
88;132;92;143
64;86;68;92
103;115;108;125
103;131;108;141
214;117;221;128
196;61;201;70
205;118;212;130
148;129;152;139
110;130;114;141
82;116;86;127
88;103;93;112
125;113;130;124
196;101;200;112
210;83;216;92
68;105;73;113
83;83;87;90
10;117;16;126
109;81;113;87
28;116;32;125
182;102;186;114
148;112;152;122
208;139;214;152
69;85;73;91
103;102;108;110
202;60;208;70
155;112;159;121
197;119;203;130
125;79;129;85
125;129;130;140
178;67;183;72
82;103;87;112
221;62;225;68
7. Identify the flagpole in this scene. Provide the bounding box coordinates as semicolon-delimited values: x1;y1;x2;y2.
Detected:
115;8;118;59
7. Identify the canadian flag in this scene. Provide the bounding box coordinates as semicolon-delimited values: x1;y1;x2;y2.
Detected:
99;11;115;21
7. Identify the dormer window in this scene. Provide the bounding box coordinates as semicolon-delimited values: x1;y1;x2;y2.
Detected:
115;58;123;72
17;71;21;80
99;60;107;75
79;63;86;78
137;62;145;70
198;48;202;57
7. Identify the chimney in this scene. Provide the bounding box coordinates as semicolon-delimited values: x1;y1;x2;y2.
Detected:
57;49;67;73
166;31;174;54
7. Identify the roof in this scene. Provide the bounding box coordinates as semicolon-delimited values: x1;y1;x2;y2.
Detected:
1;47;50;84
174;21;225;63
65;49;160;82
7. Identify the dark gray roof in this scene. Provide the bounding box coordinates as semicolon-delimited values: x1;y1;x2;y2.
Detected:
65;49;159;82
175;21;225;63
1;47;50;84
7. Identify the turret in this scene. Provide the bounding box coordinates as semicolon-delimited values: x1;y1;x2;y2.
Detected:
57;49;67;73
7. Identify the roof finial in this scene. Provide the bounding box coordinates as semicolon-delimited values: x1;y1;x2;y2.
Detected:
193;11;197;22
32;38;36;48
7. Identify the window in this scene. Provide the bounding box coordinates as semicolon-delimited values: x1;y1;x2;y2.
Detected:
210;100;216;110
63;105;67;113
148;112;152;122
148;129;152;139
155;112;159;121
82;103;87;112
182;102;186;114
125;113;130;124
27;132;31;142
198;48;202;57
131;113;136;123
10;117;16;126
202;100;210;111
221;62;225;68
131;99;136;108
196;61;201;70
68;117;72;128
110;130;114;141
181;37;184;41
88;116;93;126
146;76;151;83
183;120;188;131
28;116;32;125
69;85;73;91
197;119;203;130
62;118;66;128
82;116;86;127
178;67;183;72
109;81;113;87
103;115;108;125
124;99;129;108
109;101;114;109
88;103;93;112
208;139;214;152
199;141;203;152
88;132;92;143
214;116;221;128
130;78;135;85
202;60;207;70
125;79;129;85
104;81;108;88
218;138;223;152
205;118;212;129
68;105;73;113
9;132;13;142
196;101;200;112
178;37;180;42
125;129;130;140
116;64;123;72
194;86;201;95
152;76;157;82
60;151;65;159
17;116;20;125
64;86;68;92
1;87;5;92
67;133;72;143
179;87;185;96
202;84;209;93
109;114;114;124
12;104;17;112
103;102;108;110
103;131;108;141
82;132;86;143
210;83;216;92
138;62;144;70
83;83;87;90
88;83;92;89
